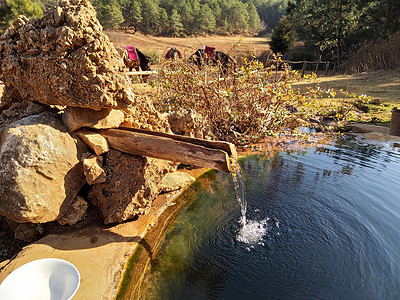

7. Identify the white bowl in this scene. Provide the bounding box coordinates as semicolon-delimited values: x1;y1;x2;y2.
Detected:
0;258;80;300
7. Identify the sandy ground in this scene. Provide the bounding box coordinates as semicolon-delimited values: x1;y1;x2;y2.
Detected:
0;167;206;300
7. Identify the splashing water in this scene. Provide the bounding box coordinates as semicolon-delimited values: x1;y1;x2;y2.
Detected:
231;160;268;244
236;218;268;244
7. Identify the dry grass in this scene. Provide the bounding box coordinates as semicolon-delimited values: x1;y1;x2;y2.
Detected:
345;33;400;73
292;70;400;124
106;31;271;61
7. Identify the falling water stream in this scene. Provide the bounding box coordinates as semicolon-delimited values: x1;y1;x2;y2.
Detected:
232;160;269;245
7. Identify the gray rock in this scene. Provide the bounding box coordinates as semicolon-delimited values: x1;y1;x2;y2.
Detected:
160;172;195;192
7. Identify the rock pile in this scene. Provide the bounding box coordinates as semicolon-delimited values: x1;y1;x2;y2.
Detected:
0;0;176;237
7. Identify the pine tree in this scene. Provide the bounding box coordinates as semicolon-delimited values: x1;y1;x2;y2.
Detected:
169;9;184;36
270;16;296;54
0;0;42;33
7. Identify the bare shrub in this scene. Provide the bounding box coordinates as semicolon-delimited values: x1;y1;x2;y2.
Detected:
345;33;400;73
152;58;346;144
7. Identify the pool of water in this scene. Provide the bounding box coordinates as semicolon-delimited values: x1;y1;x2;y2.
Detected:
138;136;400;299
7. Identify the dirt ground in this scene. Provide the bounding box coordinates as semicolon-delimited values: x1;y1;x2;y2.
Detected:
292;70;400;123
106;31;271;59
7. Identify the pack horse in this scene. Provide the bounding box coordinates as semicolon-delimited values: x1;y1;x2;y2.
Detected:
189;46;236;74
117;46;151;81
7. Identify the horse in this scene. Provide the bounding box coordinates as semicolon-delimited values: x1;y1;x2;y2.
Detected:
165;47;182;61
189;46;236;75
116;46;151;82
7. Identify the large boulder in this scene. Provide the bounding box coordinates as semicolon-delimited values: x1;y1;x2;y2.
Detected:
0;112;87;223
0;0;134;110
88;150;172;224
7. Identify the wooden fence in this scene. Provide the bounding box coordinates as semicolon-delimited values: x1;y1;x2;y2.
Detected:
267;59;339;76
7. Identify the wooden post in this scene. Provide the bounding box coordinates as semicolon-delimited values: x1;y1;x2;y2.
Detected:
315;62;319;74
325;62;330;76
301;60;306;77
95;128;236;173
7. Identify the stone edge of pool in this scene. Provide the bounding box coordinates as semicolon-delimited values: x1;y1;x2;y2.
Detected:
0;167;207;300
0;125;398;300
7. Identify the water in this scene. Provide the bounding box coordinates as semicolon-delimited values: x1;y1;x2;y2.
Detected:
138;136;400;299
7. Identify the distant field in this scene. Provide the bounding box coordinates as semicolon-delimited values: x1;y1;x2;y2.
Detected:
292;70;400;123
105;31;271;59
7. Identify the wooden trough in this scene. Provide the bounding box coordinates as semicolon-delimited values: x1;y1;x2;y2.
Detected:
94;127;237;173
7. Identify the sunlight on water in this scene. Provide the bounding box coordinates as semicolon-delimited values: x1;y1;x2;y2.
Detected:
131;136;400;300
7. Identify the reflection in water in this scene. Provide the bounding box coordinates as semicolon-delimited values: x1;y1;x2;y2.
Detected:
138;136;400;300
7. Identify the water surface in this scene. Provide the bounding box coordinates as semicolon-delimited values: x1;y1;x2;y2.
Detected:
139;136;400;299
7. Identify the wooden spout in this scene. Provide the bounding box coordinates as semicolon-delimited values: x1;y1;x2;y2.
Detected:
95;127;236;173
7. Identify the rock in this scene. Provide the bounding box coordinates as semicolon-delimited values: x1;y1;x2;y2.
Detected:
62;107;125;132
14;223;42;242
5;218;41;242
76;128;109;155
347;123;390;134
0;87;49;130
168;108;210;138
160;172;195;192
121;95;171;133
0;0;135;110
0;112;86;223
88;150;172;224
82;154;106;185
58;196;88;225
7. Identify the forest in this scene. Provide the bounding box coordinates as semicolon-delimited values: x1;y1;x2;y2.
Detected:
0;0;399;68
0;0;287;35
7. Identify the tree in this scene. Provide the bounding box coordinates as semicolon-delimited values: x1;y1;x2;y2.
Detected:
287;0;360;64
169;9;184;36
246;2;260;32
140;0;159;33
252;0;287;31
356;0;400;39
195;4;216;34
269;16;296;54
93;0;124;29
0;0;42;33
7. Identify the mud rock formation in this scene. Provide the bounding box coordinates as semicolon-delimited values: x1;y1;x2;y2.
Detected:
168;108;210;138
62;107;125;132
88;150;172;224
57;196;88;226
0;112;86;223
0;0;176;228
122;95;171;133
82;154;107;185
0;0;134;110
